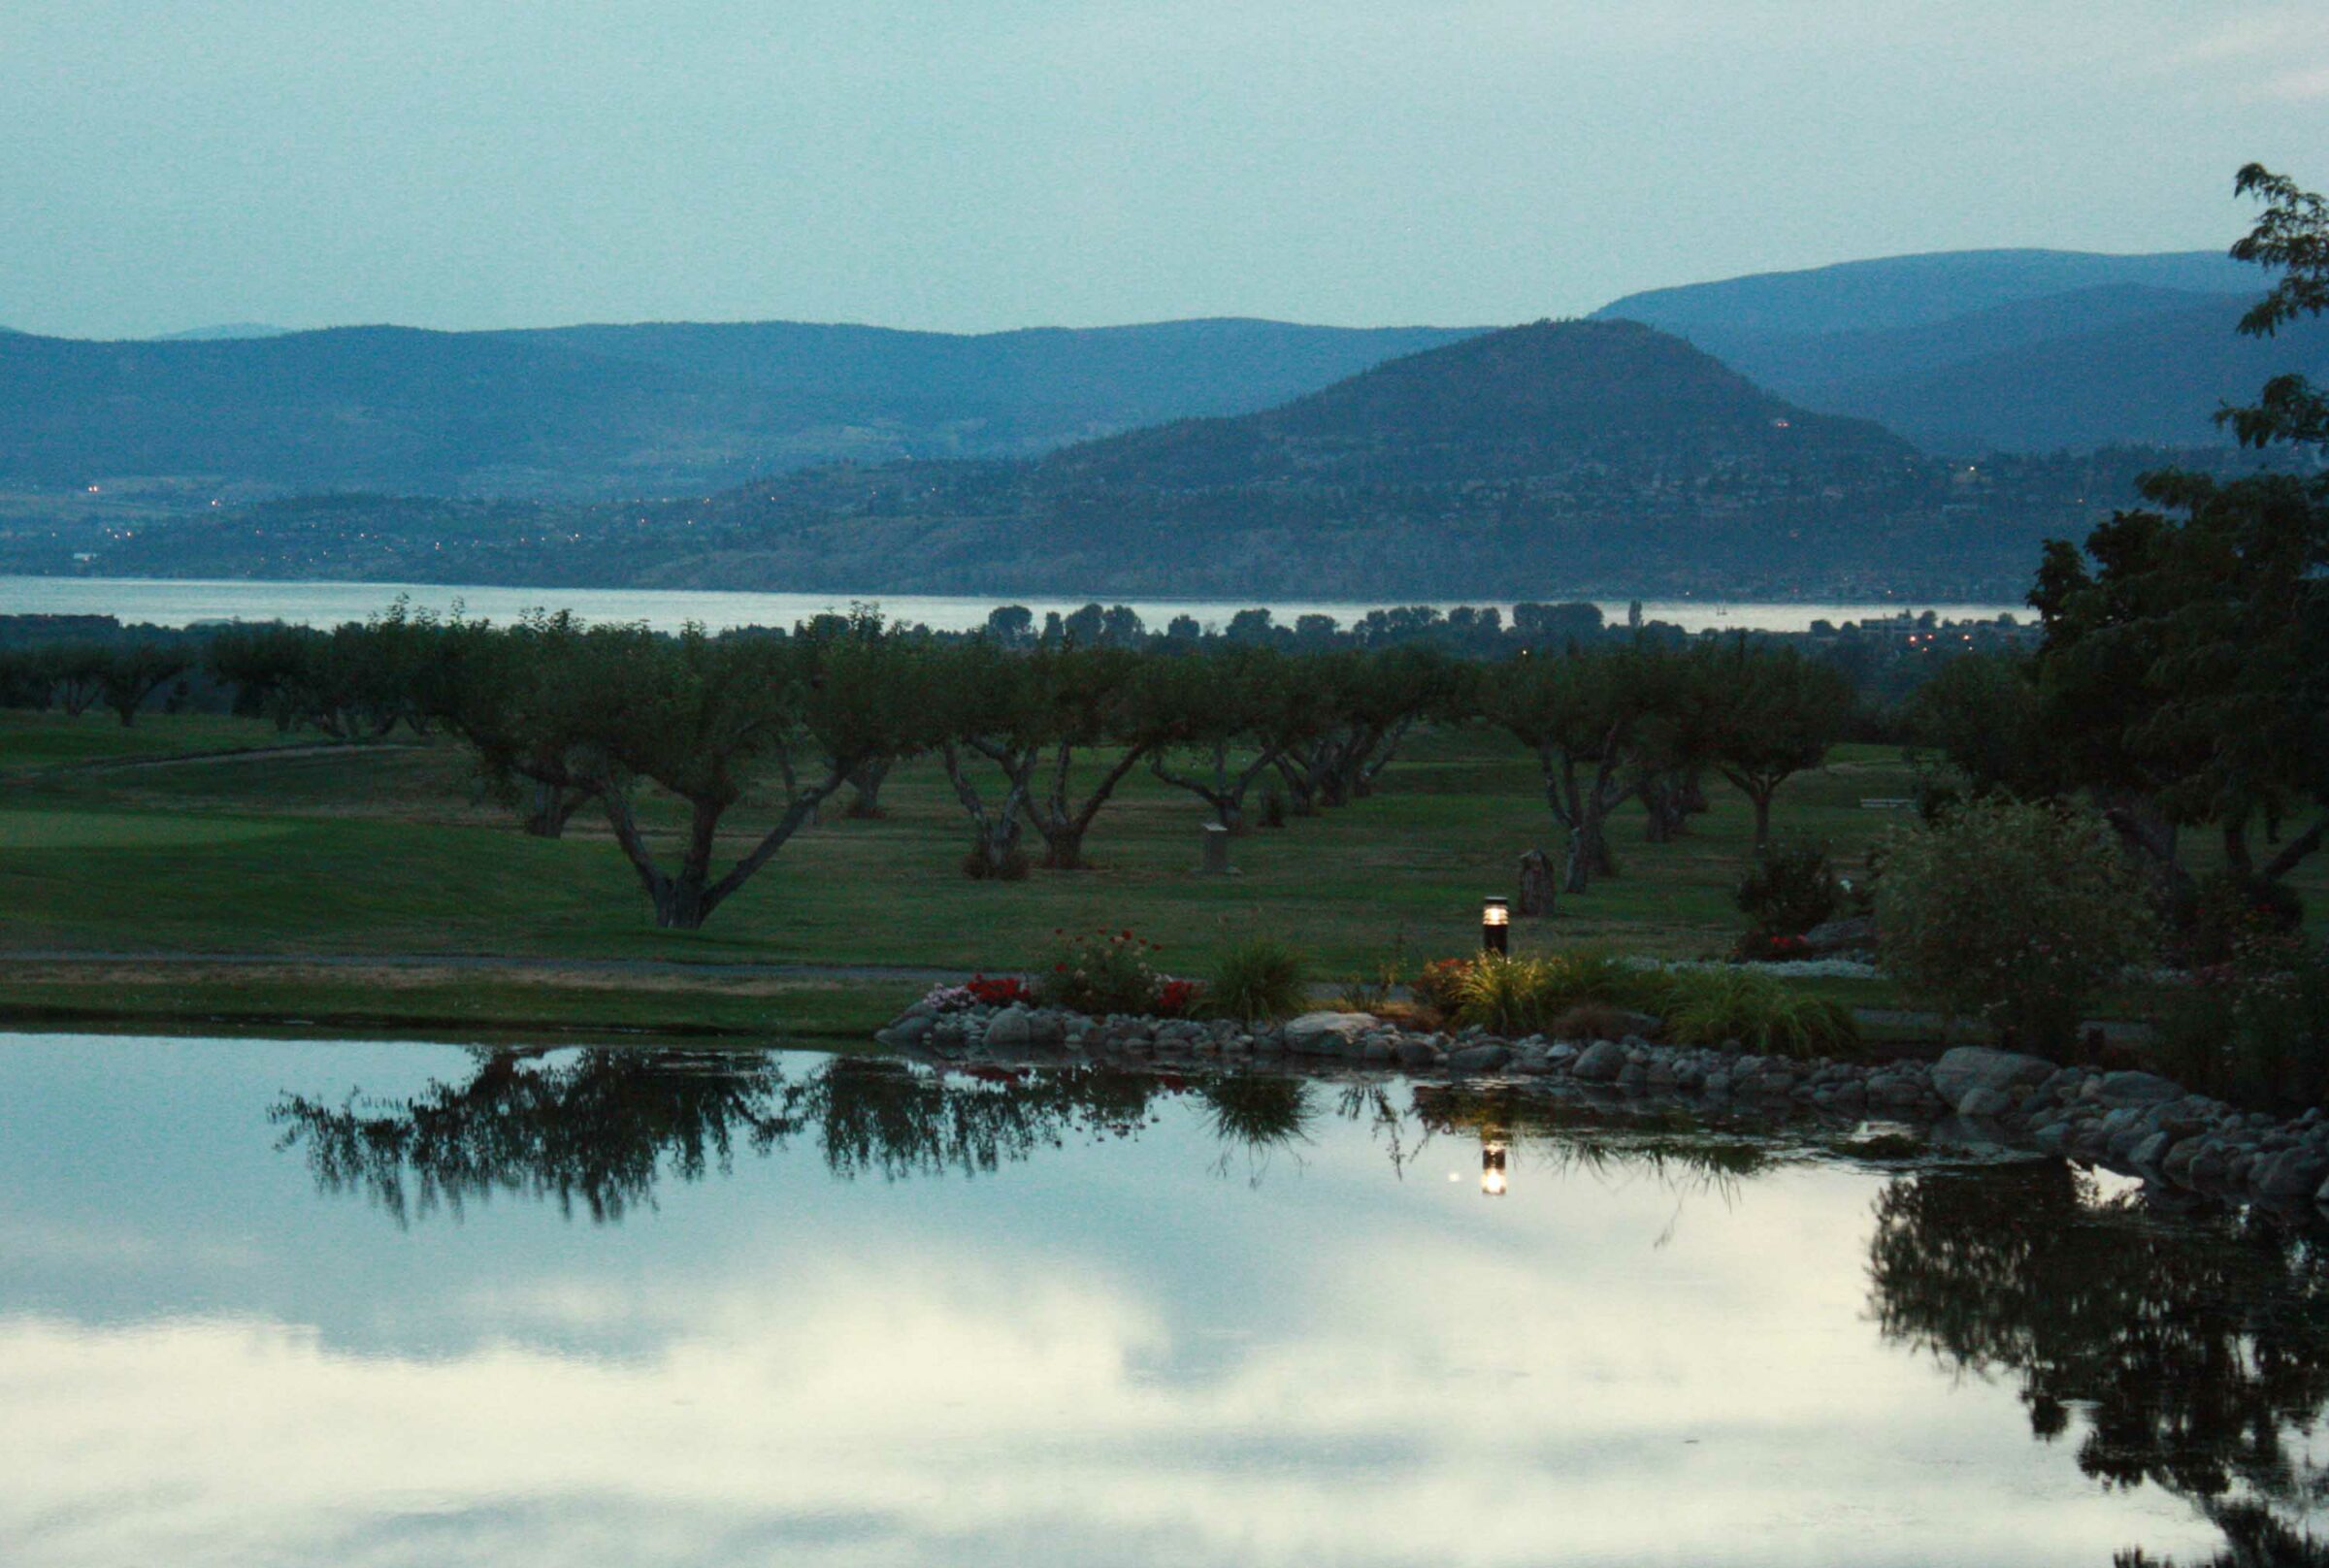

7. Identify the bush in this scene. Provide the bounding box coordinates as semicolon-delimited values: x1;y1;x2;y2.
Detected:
1735;841;1842;938
1206;938;1309;1023
1037;928;1169;1014
2181;871;2306;968
1875;800;2158;1056
1654;967;1858;1058
1408;957;1475;1016
2153;933;2329;1112
1448;949;1651;1034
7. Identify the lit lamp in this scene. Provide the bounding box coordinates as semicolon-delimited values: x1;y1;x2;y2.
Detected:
1481;1140;1509;1198
1481;897;1510;955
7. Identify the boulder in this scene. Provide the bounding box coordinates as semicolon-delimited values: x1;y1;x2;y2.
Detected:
1571;1039;1627;1083
2254;1148;2329;1199
1282;1011;1379;1056
1957;1086;2016;1120
983;1007;1033;1050
1930;1047;2056;1114
2094;1070;2181;1108
1445;1043;1512;1074
1394;1039;1441;1070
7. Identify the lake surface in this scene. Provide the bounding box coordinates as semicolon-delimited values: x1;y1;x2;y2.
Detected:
0;575;2024;636
2;1032;2318;1567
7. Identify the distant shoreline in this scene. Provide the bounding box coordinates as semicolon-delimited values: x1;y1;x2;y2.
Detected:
0;574;2026;637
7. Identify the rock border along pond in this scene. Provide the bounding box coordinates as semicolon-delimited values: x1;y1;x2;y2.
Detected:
877;1000;2329;1213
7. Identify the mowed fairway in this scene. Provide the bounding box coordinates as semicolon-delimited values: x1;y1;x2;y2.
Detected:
3;709;2320;1034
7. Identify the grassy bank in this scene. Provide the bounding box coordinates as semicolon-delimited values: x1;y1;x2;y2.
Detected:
3;709;2314;1040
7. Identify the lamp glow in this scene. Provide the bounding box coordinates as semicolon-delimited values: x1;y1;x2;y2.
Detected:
1481;1140;1509;1197
1481;897;1509;955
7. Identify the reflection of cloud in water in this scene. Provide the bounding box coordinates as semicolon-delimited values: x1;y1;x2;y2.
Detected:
0;1170;2227;1568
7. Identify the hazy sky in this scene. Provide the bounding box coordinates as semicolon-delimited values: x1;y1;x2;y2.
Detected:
4;1;2325;340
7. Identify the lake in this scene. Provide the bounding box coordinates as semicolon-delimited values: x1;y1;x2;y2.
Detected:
2;1032;2314;1567
0;575;2025;636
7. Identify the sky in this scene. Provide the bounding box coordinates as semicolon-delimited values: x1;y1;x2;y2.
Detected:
2;1;2326;340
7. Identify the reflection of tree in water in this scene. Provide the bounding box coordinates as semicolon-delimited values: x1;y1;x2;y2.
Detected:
271;1050;1171;1223
271;1047;798;1224
1867;1164;2329;1565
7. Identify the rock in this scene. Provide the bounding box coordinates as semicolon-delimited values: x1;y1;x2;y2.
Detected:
1930;1047;2057;1114
1394;1039;1441;1070
1282;1011;1379;1056
2094;1070;2181;1108
983;1007;1034;1049
1609;1012;1665;1041
2254;1148;2329;1199
1800;915;1878;956
2129;1131;2171;1168
1571;1039;1627;1083
1447;1043;1512;1074
1958;1086;2017;1119
1358;1037;1395;1065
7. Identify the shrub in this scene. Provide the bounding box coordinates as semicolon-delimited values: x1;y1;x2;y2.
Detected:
1448;948;1651;1034
2153;933;2329;1112
1204;938;1309;1022
1655;967;1858;1058
2181;871;2306;968
1408;957;1475;1016
1735;841;1843;938
964;974;1033;1008
1875;800;2157;1056
1037;928;1169;1014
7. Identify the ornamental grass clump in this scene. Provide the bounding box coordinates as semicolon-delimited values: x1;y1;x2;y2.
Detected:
1655;967;1858;1059
1449;948;1651;1034
1205;937;1310;1023
1875;799;2157;1056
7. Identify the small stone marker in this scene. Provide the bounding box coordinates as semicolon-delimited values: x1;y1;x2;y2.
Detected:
1198;822;1236;875
1517;849;1556;917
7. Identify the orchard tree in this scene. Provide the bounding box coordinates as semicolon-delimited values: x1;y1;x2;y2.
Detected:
98;643;193;727
1486;644;1676;893
1146;647;1305;833
1704;642;1853;852
539;619;925;929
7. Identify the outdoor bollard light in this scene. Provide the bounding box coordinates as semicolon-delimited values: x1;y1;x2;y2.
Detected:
1482;897;1509;955
1481;1141;1509;1198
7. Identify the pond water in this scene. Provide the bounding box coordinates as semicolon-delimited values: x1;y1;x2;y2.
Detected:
1;1032;2321;1568
0;574;2023;636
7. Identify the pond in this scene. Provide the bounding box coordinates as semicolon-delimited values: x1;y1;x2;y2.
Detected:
0;1032;2322;1567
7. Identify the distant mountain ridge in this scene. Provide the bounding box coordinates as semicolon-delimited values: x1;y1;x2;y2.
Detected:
1590;248;2329;453
1594;248;2255;340
34;318;2228;601
0;317;1483;500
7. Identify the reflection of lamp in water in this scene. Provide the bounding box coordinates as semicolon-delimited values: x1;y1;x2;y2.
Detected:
1482;897;1509;955
1481;1140;1508;1197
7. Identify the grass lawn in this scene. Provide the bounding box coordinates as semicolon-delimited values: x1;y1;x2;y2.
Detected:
1;710;2319;1040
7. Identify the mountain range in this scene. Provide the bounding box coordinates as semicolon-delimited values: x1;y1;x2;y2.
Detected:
3;245;2319;599
1594;249;2329;452
20;318;2267;601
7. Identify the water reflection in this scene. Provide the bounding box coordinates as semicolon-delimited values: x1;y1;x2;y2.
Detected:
7;1036;2326;1565
271;1050;1808;1225
272;1050;1176;1222
1869;1164;2329;1565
